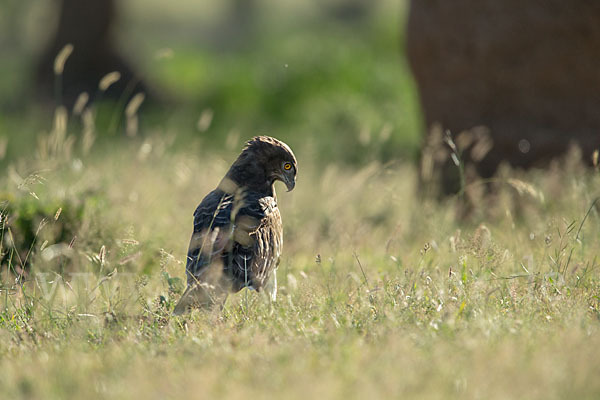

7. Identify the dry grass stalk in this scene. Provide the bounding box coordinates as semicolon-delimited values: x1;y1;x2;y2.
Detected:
125;93;145;137
73;92;89;115
53;44;74;75
197;109;214;132
507;178;544;202
98;71;121;92
81;109;96;155
125;93;145;117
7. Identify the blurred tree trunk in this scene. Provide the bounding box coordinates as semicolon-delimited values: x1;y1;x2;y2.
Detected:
216;0;257;49
35;0;145;107
323;0;375;23
231;0;256;35
407;0;600;195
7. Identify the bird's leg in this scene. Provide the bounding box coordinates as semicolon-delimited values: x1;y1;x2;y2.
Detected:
264;270;277;302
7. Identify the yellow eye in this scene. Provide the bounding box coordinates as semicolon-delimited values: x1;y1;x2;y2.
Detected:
283;162;292;171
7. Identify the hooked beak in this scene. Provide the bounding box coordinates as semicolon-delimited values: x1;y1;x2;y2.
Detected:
277;173;296;192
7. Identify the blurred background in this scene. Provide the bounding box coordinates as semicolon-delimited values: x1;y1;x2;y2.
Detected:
0;0;421;165
1;0;599;191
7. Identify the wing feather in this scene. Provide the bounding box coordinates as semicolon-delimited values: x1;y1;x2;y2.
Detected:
184;189;283;293
185;189;234;284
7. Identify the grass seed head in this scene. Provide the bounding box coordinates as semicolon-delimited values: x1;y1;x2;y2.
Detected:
53;44;73;75
98;71;121;91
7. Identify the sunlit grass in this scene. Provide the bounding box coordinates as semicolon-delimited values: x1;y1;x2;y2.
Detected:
1;1;599;397
0;119;599;399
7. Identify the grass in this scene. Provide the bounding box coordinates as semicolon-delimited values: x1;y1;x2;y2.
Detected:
0;122;599;399
1;1;600;398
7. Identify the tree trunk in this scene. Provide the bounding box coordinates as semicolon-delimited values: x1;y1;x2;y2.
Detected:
407;0;600;195
35;0;145;108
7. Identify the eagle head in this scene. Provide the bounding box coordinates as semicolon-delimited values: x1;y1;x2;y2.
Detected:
227;136;297;193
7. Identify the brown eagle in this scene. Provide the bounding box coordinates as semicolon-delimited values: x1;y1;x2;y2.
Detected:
173;136;297;314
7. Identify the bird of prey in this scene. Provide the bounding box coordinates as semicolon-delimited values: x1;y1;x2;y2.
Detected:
173;136;297;314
